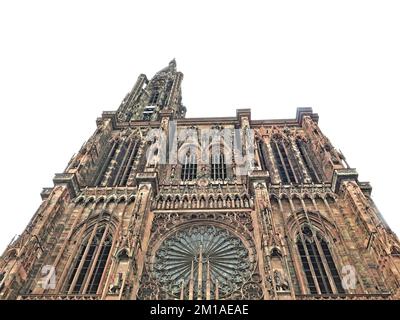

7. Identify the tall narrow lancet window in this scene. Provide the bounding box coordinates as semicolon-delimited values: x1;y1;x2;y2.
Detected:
296;224;345;294
94;139;140;187
211;152;227;180
257;140;268;171
295;138;321;183
93;140;120;187
113;139;139;186
66;224;113;295
320;239;345;293
181;151;197;181
94;138;140;187
270;138;297;184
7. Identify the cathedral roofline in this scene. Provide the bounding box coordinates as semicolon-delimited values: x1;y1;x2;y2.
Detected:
102;107;319;128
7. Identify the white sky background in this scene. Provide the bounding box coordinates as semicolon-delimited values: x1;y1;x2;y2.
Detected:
0;0;399;253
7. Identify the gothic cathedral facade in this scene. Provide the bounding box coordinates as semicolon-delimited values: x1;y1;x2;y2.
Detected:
1;60;400;300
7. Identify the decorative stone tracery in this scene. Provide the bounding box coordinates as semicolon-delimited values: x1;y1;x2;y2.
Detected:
153;225;253;299
2;62;400;301
138;211;263;300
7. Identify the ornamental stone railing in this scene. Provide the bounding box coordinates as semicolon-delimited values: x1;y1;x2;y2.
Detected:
18;294;100;300
296;293;391;300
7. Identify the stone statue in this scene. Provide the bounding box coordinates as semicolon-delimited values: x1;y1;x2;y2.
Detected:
273;270;290;291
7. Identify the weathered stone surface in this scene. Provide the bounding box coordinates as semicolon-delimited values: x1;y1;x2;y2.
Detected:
1;61;399;300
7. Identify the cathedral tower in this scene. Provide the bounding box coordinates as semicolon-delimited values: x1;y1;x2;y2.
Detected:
1;61;400;300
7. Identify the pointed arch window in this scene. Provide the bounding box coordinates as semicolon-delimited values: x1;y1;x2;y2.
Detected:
113;139;139;186
270;139;297;184
181;151;197;181
66;224;113;295
257;140;268;171
295;138;321;183
296;224;345;294
94;138;140;187
211;152;227;180
94;140;120;186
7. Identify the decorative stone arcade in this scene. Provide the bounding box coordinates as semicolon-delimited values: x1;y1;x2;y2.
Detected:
1;61;400;300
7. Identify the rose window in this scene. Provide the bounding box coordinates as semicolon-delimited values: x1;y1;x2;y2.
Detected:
153;225;252;299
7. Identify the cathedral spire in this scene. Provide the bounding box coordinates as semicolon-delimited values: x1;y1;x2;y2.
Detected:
2;61;399;301
116;59;186;122
169;58;176;70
